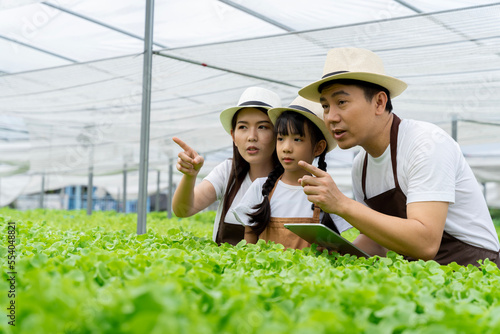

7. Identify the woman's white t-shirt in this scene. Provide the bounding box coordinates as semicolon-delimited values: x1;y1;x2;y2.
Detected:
203;159;252;242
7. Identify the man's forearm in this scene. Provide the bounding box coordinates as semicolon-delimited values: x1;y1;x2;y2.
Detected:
339;199;446;260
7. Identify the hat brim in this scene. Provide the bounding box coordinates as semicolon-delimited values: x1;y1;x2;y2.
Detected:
219;105;273;134
299;72;408;102
268;107;337;153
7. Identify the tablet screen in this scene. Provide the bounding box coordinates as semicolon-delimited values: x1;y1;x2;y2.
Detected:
284;223;369;258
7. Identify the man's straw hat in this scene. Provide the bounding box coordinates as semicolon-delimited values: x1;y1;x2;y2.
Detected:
299;47;408;102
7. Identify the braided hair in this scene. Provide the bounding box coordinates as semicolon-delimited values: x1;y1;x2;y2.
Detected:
248;110;339;236
315;149;339;234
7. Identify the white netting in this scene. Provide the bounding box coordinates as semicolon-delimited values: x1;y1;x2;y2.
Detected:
1;1;499;207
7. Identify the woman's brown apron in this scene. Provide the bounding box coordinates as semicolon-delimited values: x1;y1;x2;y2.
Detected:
246;176;320;250
216;221;244;246
361;114;500;267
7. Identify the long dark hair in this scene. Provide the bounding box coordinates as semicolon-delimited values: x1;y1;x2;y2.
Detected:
248;110;339;236
218;108;279;236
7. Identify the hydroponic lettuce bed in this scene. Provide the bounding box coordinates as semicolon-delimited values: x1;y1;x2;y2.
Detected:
1;208;499;334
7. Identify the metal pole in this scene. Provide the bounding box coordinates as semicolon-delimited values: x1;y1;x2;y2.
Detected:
60;187;65;210
40;173;45;208
137;0;155;235
123;165;127;213
116;187;120;213
156;170;160;211
451;114;458;142
75;186;82;210
168;162;173;218
87;166;93;215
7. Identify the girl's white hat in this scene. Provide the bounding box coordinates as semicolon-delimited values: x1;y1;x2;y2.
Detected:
219;87;281;134
299;47;408;102
268;96;337;152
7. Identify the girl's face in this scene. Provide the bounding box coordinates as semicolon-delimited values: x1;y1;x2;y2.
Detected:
231;108;276;167
277;124;325;174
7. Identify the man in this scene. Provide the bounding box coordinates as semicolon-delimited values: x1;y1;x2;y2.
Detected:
297;47;500;267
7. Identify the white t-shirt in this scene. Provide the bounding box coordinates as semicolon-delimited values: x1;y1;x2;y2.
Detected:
352;118;500;252
232;178;352;233
203;159;252;242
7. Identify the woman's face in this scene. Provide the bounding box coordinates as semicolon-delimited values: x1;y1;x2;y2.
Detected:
231;108;276;167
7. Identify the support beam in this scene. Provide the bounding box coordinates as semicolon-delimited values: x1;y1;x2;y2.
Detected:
0;35;77;63
116;187;120;213
451;114;458;142
393;0;483;49
39;173;45;208
168;162;173;218
75;186;82;210
137;0;155;235
123;165;127;213
87;167;93;215
42;2;168;49
392;0;422;13
156;170;160;212
154;52;300;89
218;0;294;32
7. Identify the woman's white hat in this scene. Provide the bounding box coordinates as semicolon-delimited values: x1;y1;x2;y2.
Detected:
299;47;408;102
220;87;281;134
268;96;336;152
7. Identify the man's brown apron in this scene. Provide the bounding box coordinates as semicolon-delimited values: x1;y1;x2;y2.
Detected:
245;176;320;250
361;114;500;267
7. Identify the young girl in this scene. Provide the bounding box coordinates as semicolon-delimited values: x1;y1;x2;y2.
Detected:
172;87;281;245
232;96;351;249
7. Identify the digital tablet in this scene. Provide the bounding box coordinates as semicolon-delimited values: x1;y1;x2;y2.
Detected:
284;223;370;258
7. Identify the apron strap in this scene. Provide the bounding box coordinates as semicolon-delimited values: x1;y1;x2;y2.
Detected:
362;114;402;200
312;205;321;223
361;153;369;200
390;114;402;190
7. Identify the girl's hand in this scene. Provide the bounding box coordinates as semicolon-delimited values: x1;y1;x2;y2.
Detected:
173;137;204;177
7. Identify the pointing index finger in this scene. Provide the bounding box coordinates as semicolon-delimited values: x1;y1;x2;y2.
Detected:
298;160;326;177
172;137;193;153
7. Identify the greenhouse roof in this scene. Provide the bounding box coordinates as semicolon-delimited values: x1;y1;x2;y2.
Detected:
1;0;500;207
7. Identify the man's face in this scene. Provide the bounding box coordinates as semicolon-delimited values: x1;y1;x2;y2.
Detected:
319;83;376;150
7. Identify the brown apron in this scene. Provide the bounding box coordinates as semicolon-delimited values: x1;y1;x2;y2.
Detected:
361;114;500;267
248;176;321;250
215;221;244;246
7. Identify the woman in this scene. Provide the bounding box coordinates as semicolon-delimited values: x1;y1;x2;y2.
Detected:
172;87;281;245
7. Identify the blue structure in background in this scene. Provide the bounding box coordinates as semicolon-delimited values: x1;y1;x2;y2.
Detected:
65;186;149;213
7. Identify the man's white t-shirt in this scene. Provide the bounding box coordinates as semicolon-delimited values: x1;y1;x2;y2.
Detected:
232;177;352;234
352;118;500;252
203;159;252;242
